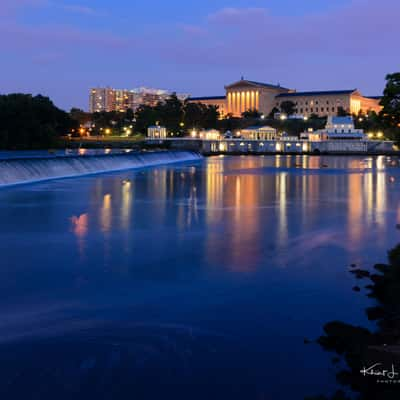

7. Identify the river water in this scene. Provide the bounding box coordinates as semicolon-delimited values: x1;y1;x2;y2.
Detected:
0;155;399;399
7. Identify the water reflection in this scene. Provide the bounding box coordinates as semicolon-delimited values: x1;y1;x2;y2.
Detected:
121;180;132;231
67;156;396;273
70;213;88;260
100;193;112;233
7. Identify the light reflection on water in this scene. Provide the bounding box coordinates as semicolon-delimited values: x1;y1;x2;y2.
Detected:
0;155;399;399
66;155;394;270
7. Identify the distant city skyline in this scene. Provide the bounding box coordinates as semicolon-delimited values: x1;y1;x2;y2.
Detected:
1;0;399;111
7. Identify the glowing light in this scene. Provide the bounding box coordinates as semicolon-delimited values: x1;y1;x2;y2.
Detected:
280;114;287;121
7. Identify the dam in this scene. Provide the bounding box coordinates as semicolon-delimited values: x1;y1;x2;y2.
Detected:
0;150;202;187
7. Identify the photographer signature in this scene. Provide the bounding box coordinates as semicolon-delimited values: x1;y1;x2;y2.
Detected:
360;363;399;380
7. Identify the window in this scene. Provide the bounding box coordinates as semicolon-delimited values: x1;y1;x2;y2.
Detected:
316;108;319;112
332;107;335;112
326;101;329;105
316;101;319;105
306;108;309;112
300;108;303;113
321;107;324;112
310;108;314;113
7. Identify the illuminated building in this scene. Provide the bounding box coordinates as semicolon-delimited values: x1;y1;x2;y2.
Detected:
199;129;221;140
300;116;366;141
275;90;381;118
225;80;292;117
188;78;381;118
240;126;277;140
147;125;167;139
89;87;189;113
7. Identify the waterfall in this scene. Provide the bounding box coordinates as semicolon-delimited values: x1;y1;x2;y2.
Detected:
0;151;202;187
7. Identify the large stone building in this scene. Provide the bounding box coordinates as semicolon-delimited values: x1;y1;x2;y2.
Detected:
275;89;381;117
225;80;292;117
188;78;381;118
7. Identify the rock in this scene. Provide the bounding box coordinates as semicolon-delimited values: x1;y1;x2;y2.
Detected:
350;269;370;279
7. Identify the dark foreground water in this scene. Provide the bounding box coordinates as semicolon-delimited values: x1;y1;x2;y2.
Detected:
0;155;399;399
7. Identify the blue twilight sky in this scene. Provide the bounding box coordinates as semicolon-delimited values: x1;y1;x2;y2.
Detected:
1;0;399;111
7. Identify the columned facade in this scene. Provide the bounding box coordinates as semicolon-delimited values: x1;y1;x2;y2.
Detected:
225;80;292;117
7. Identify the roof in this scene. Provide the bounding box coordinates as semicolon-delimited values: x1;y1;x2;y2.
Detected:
326;133;365;138
189;96;226;101
225;79;291;91
366;96;382;100
330;116;354;125
276;89;356;98
242;125;276;131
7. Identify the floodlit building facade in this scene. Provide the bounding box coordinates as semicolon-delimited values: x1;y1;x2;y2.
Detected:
275;90;381;118
301;116;365;141
199;129;221;140
188;78;381;118
240;126;277;140
147;126;167;139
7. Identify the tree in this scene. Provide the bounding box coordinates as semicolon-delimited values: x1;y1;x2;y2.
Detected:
156;93;184;134
184;102;205;129
0;94;75;149
126;108;135;122
202;105;219;129
337;107;349;117
280;101;296;116
242;109;261;119
70;108;91;126
134;105;159;134
268;107;280;119
380;72;400;128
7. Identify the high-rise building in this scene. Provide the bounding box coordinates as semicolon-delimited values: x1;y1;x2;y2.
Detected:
89;87;189;113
